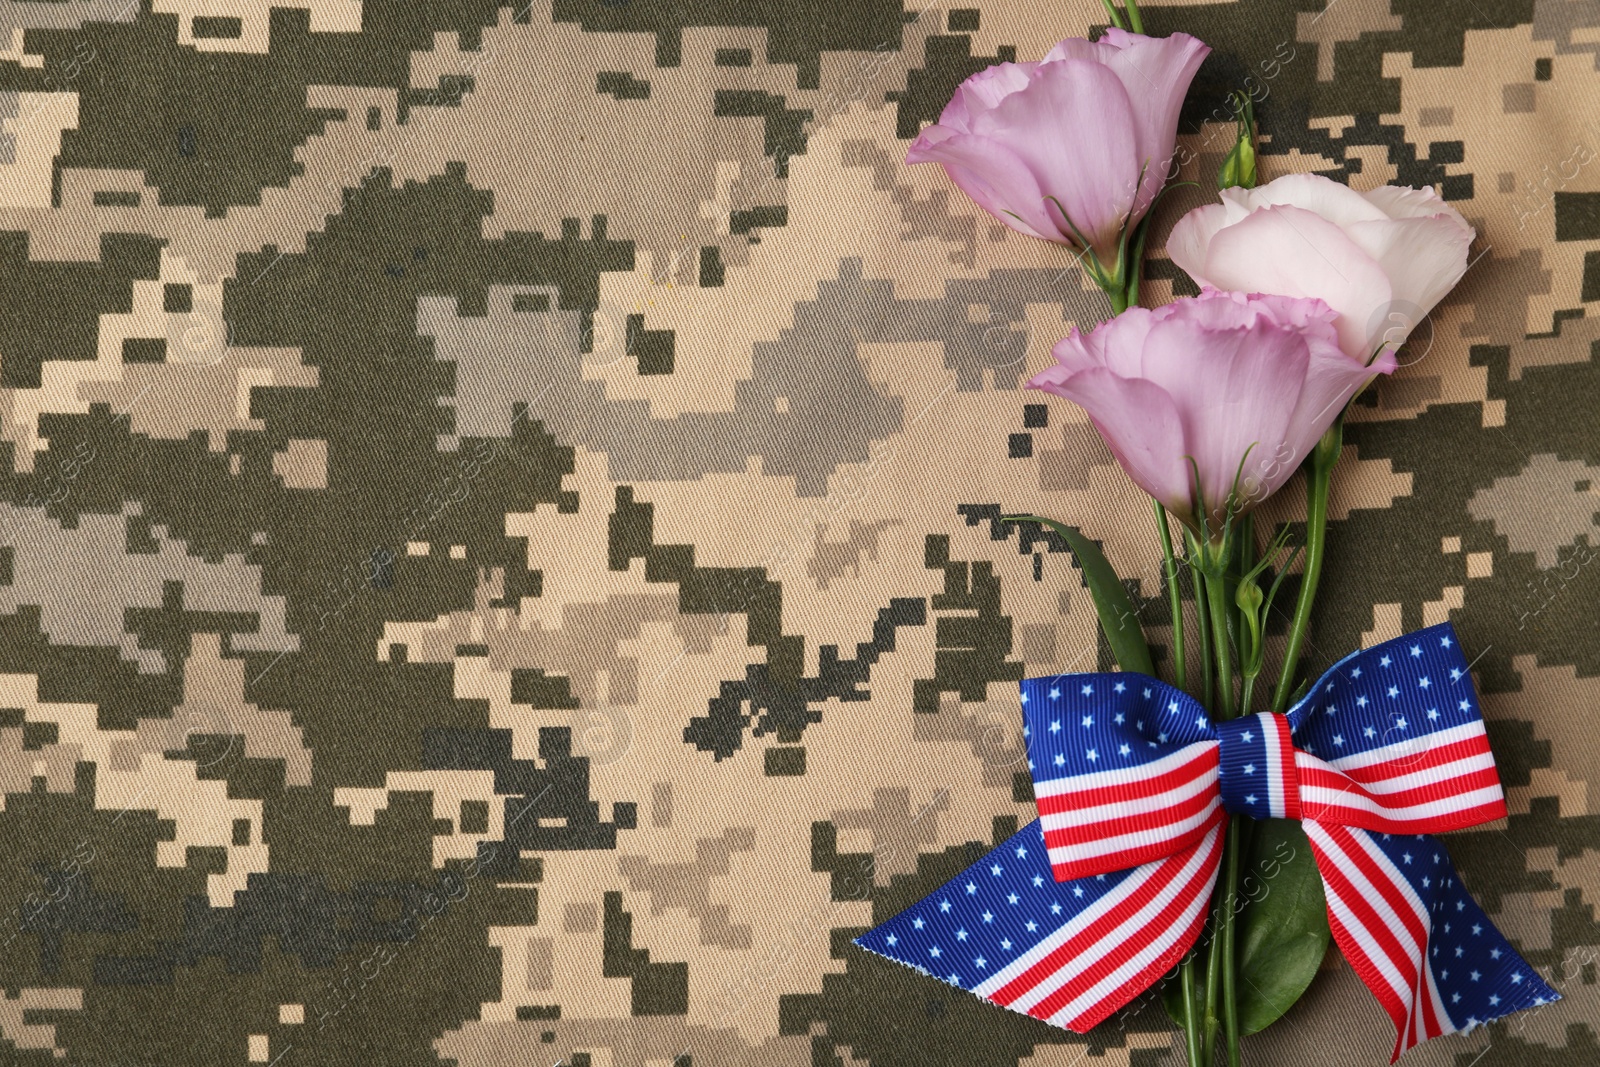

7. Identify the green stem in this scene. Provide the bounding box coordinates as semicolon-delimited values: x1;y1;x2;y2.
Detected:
1226;518;1251;686
1160;510;1203;1065
1187;532;1214;711
1181;954;1205;1067
1098;0;1128;31
1220;815;1243;1067
1125;215;1150;310
1202;877;1222;1065
1201;565;1240;1067
1108;286;1130;315
1155;503;1185;692
1238;675;1255;718
1271;423;1341;713
1124;0;1145;34
1204;569;1237;721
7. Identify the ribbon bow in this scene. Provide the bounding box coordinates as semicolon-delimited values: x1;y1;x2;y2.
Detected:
856;624;1557;1060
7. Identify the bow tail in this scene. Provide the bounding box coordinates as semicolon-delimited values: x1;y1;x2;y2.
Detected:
1302;821;1560;1062
854;818;1223;1034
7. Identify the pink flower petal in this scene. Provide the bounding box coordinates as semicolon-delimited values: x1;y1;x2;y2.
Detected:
1042;36;1117;65
1194;203;1394;360
1028;367;1193;517
1139;305;1306;516
1232;173;1392;229
975;58;1142;254
1099;32;1211;218
1361;184;1472;228
940;62;1039;133
905;127;1056;240
1342;213;1475;355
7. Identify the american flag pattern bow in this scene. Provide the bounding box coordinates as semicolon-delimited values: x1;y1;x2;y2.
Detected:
855;624;1558;1060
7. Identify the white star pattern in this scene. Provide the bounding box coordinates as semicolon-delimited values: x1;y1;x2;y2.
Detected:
1114;682;1125;693
1081;685;1093;696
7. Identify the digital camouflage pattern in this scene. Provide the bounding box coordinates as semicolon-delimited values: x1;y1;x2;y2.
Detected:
0;1;1596;1064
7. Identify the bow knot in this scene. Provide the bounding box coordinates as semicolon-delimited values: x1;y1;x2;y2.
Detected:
1215;712;1300;819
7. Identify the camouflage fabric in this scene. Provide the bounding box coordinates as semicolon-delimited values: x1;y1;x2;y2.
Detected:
0;1;1596;1064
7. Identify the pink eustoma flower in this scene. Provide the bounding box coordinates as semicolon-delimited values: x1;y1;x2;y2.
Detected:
906;30;1210;261
1028;288;1396;535
1168;174;1476;362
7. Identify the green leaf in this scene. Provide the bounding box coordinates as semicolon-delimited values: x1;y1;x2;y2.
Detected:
1235;820;1331;1035
1004;515;1154;676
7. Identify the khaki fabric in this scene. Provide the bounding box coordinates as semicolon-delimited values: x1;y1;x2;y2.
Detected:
0;2;1595;1065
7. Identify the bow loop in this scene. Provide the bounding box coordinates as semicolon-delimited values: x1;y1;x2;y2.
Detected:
1020;673;1218;883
